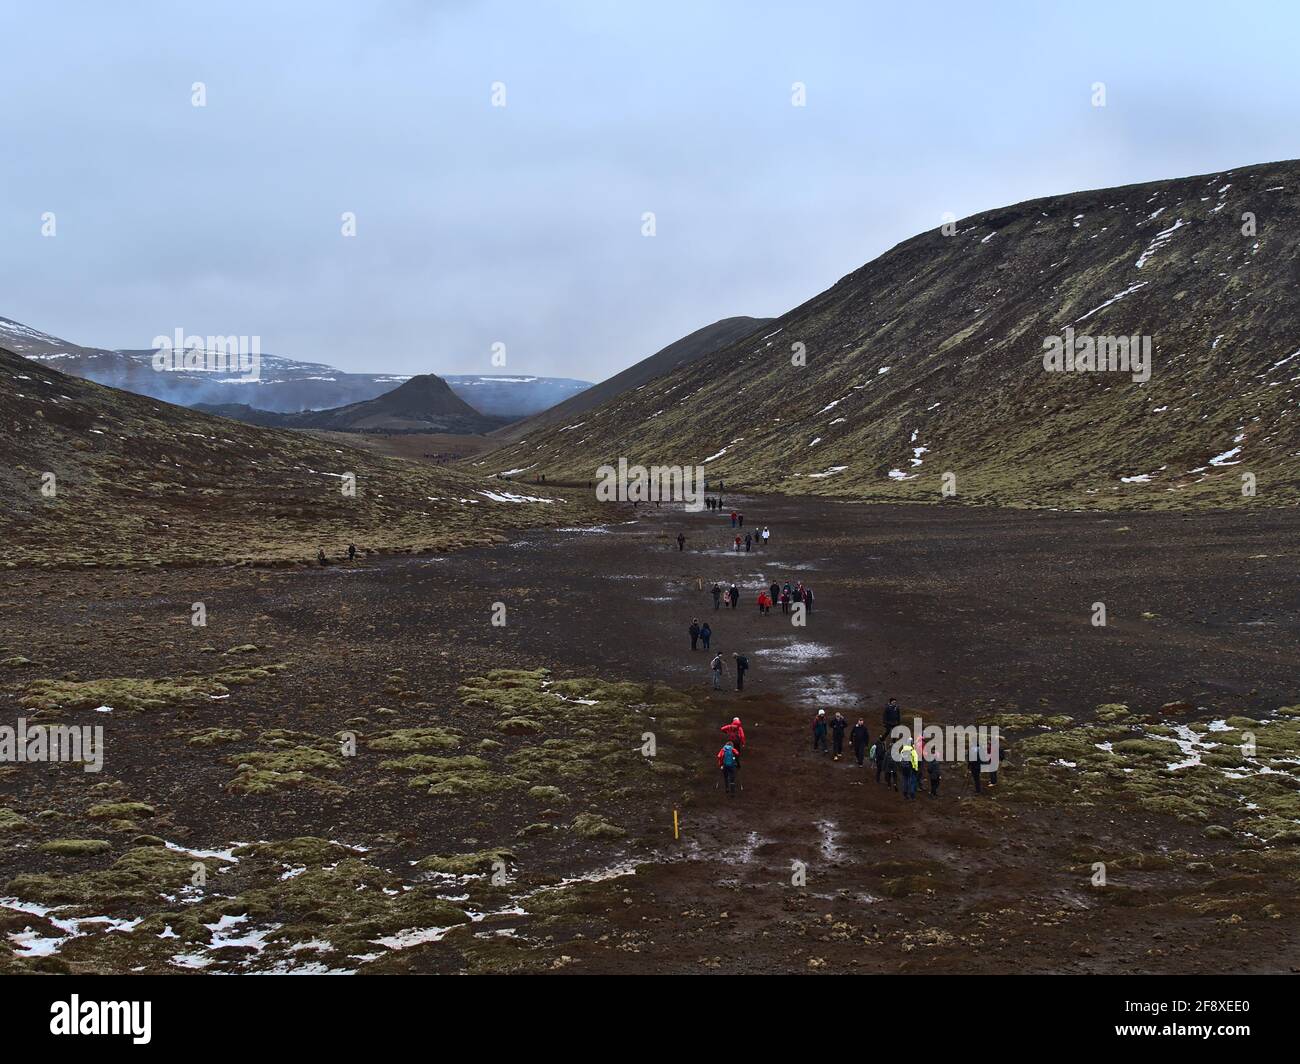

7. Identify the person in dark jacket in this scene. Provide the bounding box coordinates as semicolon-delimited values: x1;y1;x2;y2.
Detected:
733;653;748;691
744;532;752;552
874;735;888;782
729;584;739;610
830;712;848;761
812;710;829;753
689;619;701;651
850;719;869;766
883;698;902;730
804;586;814;614
885;737;900;790
347;543;356;561
900;741;918;800
677;532;686;551
927;752;942;797
770;581;780;605
700;622;712;650
711;583;722;610
968;743;982;793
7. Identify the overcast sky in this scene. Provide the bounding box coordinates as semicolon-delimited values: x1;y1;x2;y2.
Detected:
3;0;1298;382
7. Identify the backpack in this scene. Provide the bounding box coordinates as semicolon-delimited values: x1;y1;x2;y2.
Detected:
722;745;737;768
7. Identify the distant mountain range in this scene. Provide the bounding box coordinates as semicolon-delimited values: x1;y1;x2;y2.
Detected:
196;374;505;435
0;316;590;420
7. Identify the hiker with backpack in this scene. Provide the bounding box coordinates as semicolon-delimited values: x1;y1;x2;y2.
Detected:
721;716;746;748
900;737;919;800
717;740;741;796
812;709;829;753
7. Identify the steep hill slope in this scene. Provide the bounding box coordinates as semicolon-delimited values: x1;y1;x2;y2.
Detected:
491;316;771;444
196;374;504;434
1;316;589;417
481;161;1300;509
0;347;597;569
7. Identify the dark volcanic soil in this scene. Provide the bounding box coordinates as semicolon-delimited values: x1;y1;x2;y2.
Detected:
2;497;1298;973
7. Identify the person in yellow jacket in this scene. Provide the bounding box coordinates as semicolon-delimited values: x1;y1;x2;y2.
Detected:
900;739;920;800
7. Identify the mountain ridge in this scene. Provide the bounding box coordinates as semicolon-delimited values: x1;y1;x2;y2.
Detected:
478;159;1300;509
489;316;773;444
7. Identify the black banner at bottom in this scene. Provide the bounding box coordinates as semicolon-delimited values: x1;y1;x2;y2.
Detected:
0;973;1286;1050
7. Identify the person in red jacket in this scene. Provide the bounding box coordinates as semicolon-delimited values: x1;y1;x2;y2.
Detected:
721;717;746;748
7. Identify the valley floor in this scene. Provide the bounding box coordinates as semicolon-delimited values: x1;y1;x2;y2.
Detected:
2;497;1298;973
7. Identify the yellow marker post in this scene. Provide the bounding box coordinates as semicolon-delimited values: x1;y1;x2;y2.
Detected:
673;808;679;840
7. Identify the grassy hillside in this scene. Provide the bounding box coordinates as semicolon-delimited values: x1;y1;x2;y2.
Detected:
0;347;601;569
481;161;1300;509
489;316;771;445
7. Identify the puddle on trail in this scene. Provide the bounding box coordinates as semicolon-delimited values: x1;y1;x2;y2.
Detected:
816;819;846;862
796;673;856;708
754;643;835;665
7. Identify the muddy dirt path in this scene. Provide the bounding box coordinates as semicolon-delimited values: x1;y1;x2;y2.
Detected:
422;496;1300;973
4;496;1298;973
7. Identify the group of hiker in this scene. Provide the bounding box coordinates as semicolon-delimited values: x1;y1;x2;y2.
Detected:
317;544;358;566
757;579;813;615
709;651;749;691
808;698;1000;800
731;527;771;552
704;578;813;616
678;505;769;550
